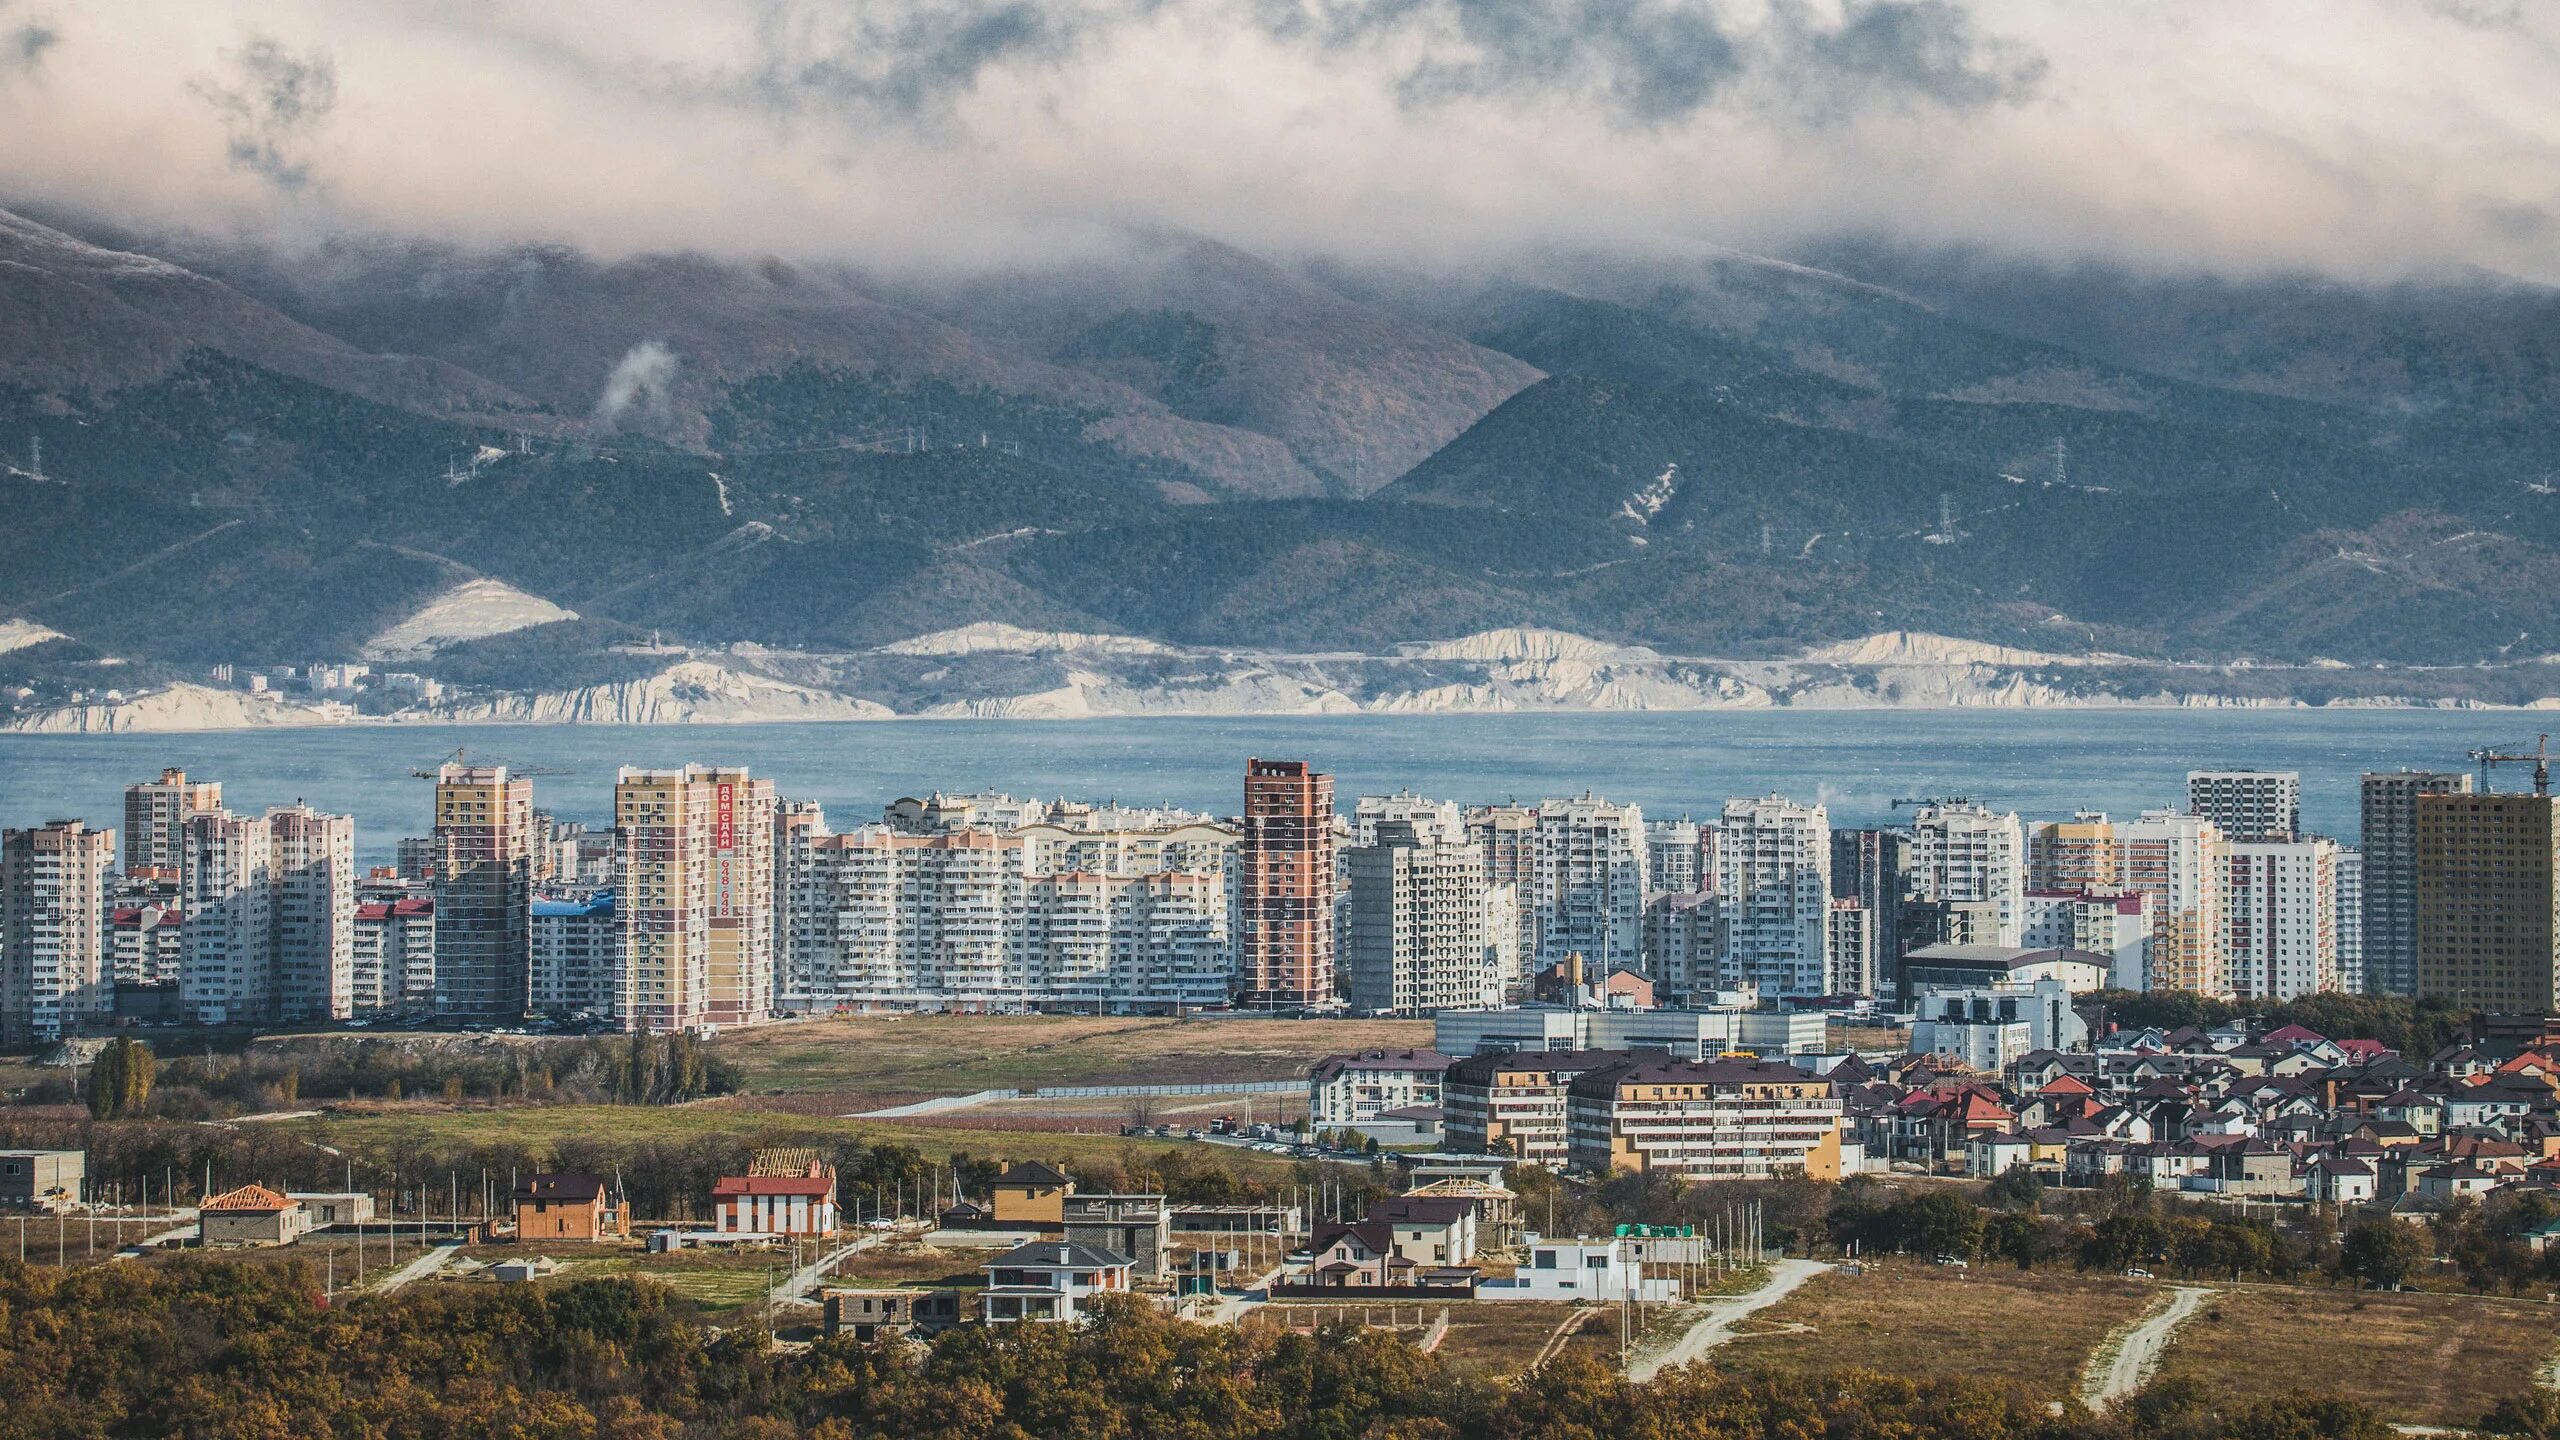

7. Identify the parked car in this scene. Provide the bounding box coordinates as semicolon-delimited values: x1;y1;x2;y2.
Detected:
1933;1255;1968;1268
2124;1267;2152;1279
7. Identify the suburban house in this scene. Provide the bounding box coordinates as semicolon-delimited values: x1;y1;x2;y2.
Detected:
1478;1234;1680;1303
713;1150;838;1237
514;1173;630;1243
1299;1219;1477;1293
1061;1192;1172;1280
1362;1195;1479;1265
2303;1154;2377;1205
988;1162;1075;1229
199;1184;311;1247
0;1150;83;1211
287;1191;376;1227
822;1288;961;1341
978;1239;1134;1323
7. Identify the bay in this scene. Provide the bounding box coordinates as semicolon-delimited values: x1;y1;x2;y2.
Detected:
0;710;2531;865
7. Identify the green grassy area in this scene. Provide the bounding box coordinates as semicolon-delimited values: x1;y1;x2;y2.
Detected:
288;1104;1308;1177
710;1014;1431;1097
540;1252;779;1315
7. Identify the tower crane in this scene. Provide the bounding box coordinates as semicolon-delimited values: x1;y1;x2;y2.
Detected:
2467;735;2550;797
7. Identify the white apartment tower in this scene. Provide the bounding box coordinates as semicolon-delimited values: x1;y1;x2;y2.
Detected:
181;809;274;1025
1716;795;1833;998
1354;792;1464;846
1906;803;2026;946
2119;810;2232;996
773;800;831;1013
1;820;115;1044
1645;819;1706;895
2334;848;2364;995
267;805;356;1023
1534;795;1648;971
2188;770;2301;841
1344;819;1503;1015
2224;837;2339;1000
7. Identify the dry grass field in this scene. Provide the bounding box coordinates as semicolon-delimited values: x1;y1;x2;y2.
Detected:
2151;1285;2560;1427
1711;1260;2157;1402
709;1013;1431;1101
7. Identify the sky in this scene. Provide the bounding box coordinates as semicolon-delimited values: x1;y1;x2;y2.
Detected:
2;0;2557;281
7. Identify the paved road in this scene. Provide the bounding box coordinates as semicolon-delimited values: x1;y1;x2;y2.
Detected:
374;1241;464;1294
1627;1258;1828;1383
770;1232;893;1306
2083;1286;2210;1408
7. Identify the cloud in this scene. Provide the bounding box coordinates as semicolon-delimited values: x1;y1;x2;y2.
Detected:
188;35;337;191
0;1;57;79
594;341;679;429
0;1;2556;283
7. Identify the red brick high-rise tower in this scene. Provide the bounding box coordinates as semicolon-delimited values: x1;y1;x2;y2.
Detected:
1237;758;1335;1010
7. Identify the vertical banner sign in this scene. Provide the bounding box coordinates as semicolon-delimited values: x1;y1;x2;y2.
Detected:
714;782;737;918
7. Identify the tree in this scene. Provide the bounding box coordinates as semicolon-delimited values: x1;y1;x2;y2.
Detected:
2340;1217;2424;1290
1985;1164;2045;1211
87;1038;156;1119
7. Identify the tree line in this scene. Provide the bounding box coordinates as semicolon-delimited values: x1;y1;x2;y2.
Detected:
53;1033;740;1120
4;1256;2529;1440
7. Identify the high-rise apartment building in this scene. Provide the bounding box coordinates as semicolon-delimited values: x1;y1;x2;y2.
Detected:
267;804;356;1023
2021;889;2150;991
2188;770;2301;841
1345;819;1502;1015
811;829;1027;1008
1645;819;1706;895
1;820;115;1044
2416;792;2560;1012
1830;829;1907;987
1716;795;1832;998
2361;770;2472;997
1643;892;1720;1005
531;894;620;1018
612;765;777;1032
2030;811;2230;995
180;809;274;1025
2223;837;2338;1000
2119;810;2231;996
1354;792;1463;846
123;768;221;874
2028;812;2121;892
2334;848;2364;994
1534;795;1648;972
352;897;433;1014
1466;805;1543;969
1825;899;1875;997
1905;803;2025;946
1237;759;1336;1010
431;763;534;1022
1024;870;1233;1011
773;800;831;1013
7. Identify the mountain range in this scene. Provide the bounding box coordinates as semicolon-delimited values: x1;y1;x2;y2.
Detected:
6;203;2560;722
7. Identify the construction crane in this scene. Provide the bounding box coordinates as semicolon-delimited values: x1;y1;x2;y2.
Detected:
2468;735;2550;797
408;745;571;781
1890;794;1972;811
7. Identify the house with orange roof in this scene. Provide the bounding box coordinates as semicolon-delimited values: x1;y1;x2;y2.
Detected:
199;1183;312;1247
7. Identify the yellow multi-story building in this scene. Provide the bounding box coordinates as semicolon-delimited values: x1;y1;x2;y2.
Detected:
431;764;533;1020
2028;810;2230;996
1564;1055;1845;1181
613;765;776;1032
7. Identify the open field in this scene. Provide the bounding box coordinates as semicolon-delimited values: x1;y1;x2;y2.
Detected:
2152;1284;2560;1427
537;1250;782;1315
1712;1260;2158;1403
708;1014;1431;1100
287;1104;1314;1180
827;1242;991;1290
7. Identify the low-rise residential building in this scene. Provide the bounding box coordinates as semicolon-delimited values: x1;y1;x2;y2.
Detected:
1564;1055;1846;1181
1308;1048;1451;1127
823;1288;960;1341
514;1173;629;1243
1444;1049;1631;1163
288;1192;376;1227
0;1150;82;1210
1478;1234;1681;1302
989;1161;1076;1229
199;1184;310;1247
713;1151;838;1237
980;1240;1134;1322
1062;1193;1172;1280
